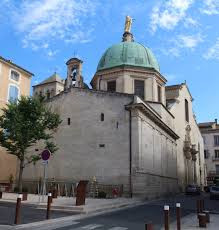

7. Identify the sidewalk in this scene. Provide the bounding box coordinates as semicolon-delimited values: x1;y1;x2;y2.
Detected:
169;213;219;229
1;192;142;214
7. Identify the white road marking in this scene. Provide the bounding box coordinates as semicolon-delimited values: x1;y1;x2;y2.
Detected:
108;227;128;230
73;224;103;229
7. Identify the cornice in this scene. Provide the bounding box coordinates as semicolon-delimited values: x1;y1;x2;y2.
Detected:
125;102;179;140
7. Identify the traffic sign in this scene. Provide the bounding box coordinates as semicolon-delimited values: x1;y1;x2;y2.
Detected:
41;149;51;161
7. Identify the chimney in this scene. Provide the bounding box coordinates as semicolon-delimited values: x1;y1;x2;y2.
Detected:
215;119;218;124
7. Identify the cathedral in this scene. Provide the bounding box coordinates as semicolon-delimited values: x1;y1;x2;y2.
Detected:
23;17;206;198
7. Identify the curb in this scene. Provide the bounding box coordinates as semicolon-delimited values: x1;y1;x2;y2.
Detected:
10;200;147;230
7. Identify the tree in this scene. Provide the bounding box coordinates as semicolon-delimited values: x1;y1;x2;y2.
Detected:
0;96;62;192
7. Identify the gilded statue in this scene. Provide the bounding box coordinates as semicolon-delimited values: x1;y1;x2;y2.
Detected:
124;16;132;33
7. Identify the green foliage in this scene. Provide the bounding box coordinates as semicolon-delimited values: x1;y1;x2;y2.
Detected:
98;191;107;198
0;96;62;165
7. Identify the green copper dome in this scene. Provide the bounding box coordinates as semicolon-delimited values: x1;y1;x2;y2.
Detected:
97;41;160;72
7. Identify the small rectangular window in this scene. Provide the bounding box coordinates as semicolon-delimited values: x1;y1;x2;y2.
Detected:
68;118;71;125
204;150;209;159
214;136;219;146
215;150;219;158
157;85;162;102
107;81;116;92
216;165;219;174
185;99;189;122
134;80;144;99
101;113;104;121
99;144;105;148
10;70;20;82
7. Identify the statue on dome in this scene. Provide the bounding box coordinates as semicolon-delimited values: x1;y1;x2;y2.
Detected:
124;16;132;33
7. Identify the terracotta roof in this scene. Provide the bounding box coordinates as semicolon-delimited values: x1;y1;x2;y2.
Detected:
0;56;34;76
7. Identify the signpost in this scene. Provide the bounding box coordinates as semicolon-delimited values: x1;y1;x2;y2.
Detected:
40;150;51;203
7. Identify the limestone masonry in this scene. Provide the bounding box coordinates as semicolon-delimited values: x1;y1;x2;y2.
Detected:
23;23;205;198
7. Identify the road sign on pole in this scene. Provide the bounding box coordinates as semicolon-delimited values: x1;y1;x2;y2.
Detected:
40;149;51;203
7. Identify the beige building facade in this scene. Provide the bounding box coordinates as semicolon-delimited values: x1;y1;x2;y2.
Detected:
166;84;206;191
0;56;33;182
23;26;205;197
199;120;219;185
33;72;64;99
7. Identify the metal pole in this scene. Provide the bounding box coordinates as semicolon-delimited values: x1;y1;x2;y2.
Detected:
197;200;201;216
176;203;181;230
200;199;204;213
46;193;52;219
164;205;169;230
201;199;205;212
14;194;22;225
145;223;153;230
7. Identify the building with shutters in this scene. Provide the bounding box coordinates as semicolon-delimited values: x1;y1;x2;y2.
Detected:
199;120;219;185
23;18;205;197
0;56;33;183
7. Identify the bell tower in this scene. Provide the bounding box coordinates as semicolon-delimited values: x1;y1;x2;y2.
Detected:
65;58;84;90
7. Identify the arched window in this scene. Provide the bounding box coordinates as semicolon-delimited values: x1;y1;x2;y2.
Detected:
8;85;19;102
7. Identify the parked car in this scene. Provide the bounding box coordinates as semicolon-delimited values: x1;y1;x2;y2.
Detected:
185;184;201;195
210;186;219;200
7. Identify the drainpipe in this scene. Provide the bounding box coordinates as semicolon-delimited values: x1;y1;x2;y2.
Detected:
129;110;133;198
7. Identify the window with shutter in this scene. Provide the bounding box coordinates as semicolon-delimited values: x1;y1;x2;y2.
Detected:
8;85;19;102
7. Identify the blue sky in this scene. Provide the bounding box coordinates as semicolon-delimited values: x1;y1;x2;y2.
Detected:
0;0;219;122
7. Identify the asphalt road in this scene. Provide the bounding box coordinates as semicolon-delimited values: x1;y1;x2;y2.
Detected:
0;201;74;225
0;193;218;229
57;194;219;230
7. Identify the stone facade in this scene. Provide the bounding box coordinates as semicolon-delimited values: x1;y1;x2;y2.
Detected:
33;72;64;98
0;56;33;182
23;87;179;198
166;84;206;190
199;120;219;184
22;27;205;197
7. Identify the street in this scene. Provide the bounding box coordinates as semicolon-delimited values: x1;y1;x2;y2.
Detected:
0;193;219;229
56;194;219;230
0;201;74;225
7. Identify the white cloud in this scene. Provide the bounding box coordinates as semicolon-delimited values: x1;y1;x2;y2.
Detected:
204;38;219;59
12;0;97;49
184;17;199;28
47;50;58;57
176;34;203;48
200;0;219;15
160;33;203;57
150;0;194;33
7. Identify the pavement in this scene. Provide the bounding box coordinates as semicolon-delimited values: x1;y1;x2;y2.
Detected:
0;193;141;214
169;213;219;230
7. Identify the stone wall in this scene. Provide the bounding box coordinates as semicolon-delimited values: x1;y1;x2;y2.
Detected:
23;88;133;194
166;84;206;190
23;87;178;197
131;108;178;197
